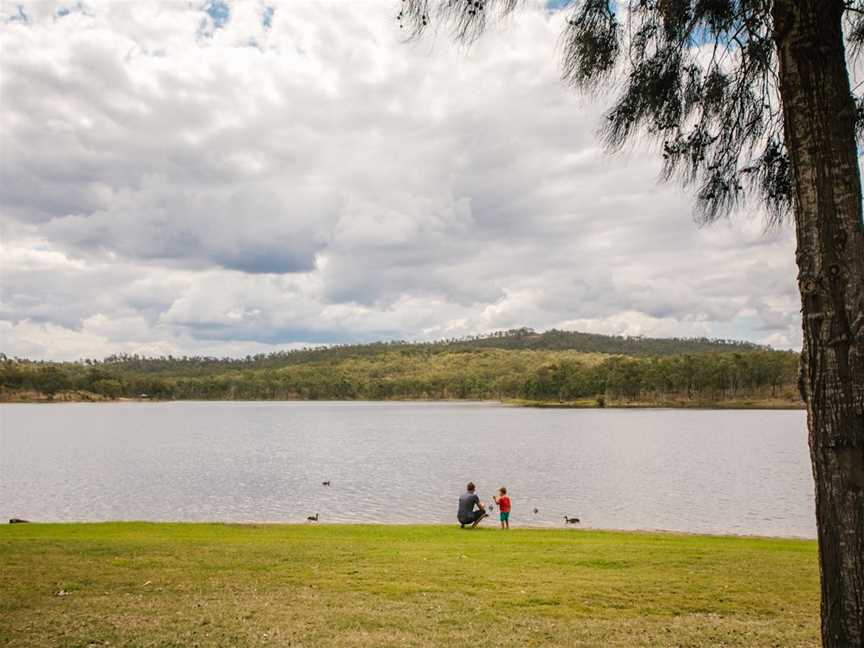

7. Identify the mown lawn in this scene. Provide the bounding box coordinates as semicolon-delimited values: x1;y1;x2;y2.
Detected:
0;523;818;647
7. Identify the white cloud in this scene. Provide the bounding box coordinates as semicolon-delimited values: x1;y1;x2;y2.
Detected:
0;0;800;360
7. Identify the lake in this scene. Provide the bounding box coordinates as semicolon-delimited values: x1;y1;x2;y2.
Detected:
0;402;815;537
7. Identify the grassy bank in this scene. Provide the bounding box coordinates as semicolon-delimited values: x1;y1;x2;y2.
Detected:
0;523;818;647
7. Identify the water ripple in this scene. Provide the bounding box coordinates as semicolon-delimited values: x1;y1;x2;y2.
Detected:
0;402;814;537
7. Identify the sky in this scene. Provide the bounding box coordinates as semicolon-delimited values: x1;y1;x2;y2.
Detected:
0;0;802;361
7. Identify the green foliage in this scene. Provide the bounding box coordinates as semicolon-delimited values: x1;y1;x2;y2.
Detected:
27;366;70;398
5;328;767;378
0;329;799;404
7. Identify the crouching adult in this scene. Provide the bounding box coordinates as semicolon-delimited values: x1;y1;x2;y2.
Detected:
457;481;488;528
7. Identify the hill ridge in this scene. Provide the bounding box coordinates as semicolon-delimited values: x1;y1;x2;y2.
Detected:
10;327;769;372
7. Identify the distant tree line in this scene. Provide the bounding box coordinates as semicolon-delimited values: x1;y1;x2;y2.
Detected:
0;345;799;405
0;328;769;380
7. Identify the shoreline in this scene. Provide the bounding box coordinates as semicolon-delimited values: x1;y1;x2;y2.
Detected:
509;397;805;410
1;519;817;541
0;392;806;410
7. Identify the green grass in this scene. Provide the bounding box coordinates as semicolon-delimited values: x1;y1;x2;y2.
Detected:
0;523;819;647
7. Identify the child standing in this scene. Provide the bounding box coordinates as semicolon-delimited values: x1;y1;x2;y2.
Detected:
493;487;511;530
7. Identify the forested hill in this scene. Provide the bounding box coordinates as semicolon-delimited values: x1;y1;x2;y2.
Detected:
32;327;766;377
1;328;801;408
410;328;765;355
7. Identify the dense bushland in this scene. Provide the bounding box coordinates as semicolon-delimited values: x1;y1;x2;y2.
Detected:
0;330;798;404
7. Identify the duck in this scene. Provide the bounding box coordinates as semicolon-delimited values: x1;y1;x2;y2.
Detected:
533;508;539;515
307;513;319;522
322;481;331;486
564;516;580;524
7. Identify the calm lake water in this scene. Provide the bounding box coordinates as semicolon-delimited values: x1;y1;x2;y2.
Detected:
0;402;815;537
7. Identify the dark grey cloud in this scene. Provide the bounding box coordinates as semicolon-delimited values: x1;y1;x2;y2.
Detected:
40;180;337;273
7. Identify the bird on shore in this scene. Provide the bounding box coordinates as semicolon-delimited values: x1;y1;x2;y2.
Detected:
322;481;331;486
564;516;580;524
307;513;319;522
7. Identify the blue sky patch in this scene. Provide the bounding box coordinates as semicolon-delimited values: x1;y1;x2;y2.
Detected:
546;0;572;11
262;6;274;29
55;2;88;20
9;4;30;23
203;0;230;29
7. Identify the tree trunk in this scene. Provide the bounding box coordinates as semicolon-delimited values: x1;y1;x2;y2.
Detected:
773;1;864;645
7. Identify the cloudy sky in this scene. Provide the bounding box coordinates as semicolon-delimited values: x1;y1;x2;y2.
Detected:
0;0;801;361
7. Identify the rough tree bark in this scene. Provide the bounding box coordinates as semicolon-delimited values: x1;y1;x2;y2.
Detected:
773;1;864;645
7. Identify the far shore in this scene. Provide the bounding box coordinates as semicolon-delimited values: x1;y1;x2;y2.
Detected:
0;389;805;409
510;397;805;410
